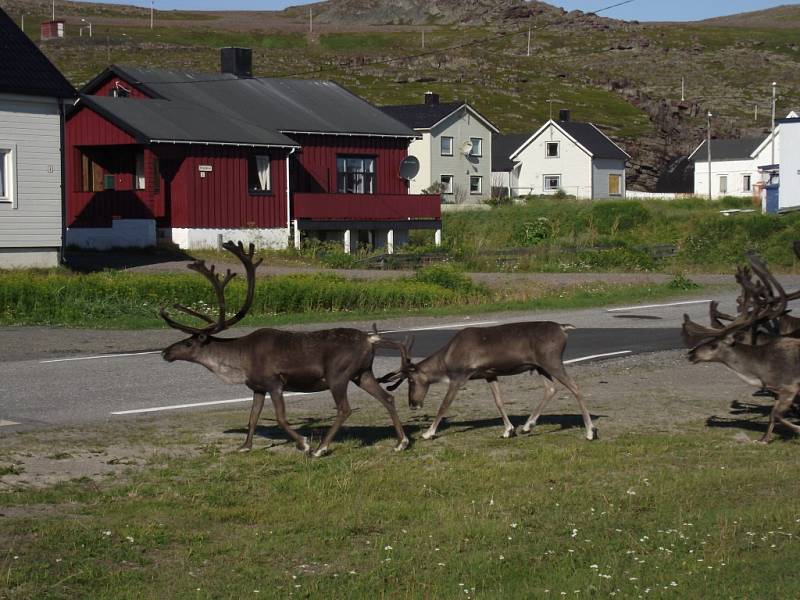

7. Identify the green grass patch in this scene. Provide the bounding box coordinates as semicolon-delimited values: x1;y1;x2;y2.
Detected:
0;267;707;329
2;428;800;598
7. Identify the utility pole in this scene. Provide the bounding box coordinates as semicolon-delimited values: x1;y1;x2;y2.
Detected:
421;29;425;49
52;1;55;20
309;7;313;35
21;14;24;32
150;1;154;29
707;111;713;201
755;104;758;122
527;28;531;57
681;76;685;102
771;81;777;165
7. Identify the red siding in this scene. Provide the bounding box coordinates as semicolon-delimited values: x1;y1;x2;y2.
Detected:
67;106;137;146
294;193;441;221
292;134;410;195
91;76;153;99
170;147;288;229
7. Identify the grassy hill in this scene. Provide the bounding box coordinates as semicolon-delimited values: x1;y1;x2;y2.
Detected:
2;0;798;191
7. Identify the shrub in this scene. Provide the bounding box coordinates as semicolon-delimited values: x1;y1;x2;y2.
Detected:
414;264;478;294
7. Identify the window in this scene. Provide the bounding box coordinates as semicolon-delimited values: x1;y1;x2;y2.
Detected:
440;174;454;194
135;151;146;190
337;156;375;194
719;175;728;195
249;155;271;193
441;136;453;156
546;142;560;158
544;175;561;191
743;175;752;192
80;153;104;192
608;174;622;196
0;149;10;201
469;137;482;157
470;175;482;195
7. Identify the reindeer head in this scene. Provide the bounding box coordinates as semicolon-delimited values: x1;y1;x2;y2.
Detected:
161;241;262;363
378;337;430;408
687;335;738;364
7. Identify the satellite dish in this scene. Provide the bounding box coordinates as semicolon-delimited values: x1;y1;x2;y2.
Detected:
399;155;420;180
460;140;474;156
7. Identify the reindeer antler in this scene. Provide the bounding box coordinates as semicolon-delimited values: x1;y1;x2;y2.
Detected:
160;241;261;335
378;336;415;391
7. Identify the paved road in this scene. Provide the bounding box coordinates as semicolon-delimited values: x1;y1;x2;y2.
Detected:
0;320;684;430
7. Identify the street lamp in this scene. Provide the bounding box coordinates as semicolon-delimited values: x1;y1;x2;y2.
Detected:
707;111;713;201
80;18;92;38
771;81;777;166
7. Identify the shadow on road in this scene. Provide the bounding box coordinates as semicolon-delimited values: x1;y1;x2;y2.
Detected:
64;248;194;273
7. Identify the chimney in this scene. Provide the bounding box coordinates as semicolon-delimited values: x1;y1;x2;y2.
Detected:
220;47;252;78
424;91;440;106
559;109;571;122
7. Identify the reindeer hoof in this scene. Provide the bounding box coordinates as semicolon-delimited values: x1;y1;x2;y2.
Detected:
297;437;312;454
503;428;517;439
586;427;599;441
421;430;437;441
236;444;252;453
521;424;532;434
394;438;410;452
755;438;770;445
312;446;330;458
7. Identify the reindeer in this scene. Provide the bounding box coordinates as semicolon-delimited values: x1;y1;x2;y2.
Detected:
683;252;800;443
379;322;597;441
160;241;409;457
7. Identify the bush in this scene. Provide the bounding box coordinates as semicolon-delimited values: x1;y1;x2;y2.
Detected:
414;264;478;294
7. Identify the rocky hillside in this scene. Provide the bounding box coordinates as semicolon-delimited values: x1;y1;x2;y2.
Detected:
2;0;798;192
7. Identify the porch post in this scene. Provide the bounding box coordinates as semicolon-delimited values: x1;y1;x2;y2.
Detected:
343;229;351;254
434;228;442;247
387;229;394;255
293;219;300;249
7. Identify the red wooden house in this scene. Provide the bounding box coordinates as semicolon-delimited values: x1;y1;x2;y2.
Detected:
65;48;441;251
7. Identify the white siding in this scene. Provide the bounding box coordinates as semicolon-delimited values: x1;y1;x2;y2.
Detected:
0;93;63;258
408;107;494;203
693;158;761;199
779;120;800;211
513;122;593;198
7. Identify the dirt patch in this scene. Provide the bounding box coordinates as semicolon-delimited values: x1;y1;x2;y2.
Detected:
0;349;786;490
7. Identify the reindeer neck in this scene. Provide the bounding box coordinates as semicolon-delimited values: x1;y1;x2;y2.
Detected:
194;336;249;382
417;351;448;383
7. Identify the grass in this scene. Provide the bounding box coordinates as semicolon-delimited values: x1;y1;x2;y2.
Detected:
0;265;709;328
441;197;800;272
2;421;800;598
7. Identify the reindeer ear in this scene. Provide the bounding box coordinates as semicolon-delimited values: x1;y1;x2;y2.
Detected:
722;335;736;346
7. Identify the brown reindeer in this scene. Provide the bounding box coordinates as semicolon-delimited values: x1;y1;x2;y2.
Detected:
160;241;409;457
683;252;800;442
380;322;597;441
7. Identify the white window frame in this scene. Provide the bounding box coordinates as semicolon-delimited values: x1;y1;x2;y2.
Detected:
544;174;561;191
743;174;751;192
440;174;454;194
469;175;482;195
546;141;560;158
719;174;728;195
469;137;482;157
440;136;453;157
0;148;14;205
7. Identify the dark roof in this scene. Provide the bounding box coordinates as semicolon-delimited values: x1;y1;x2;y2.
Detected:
690;138;763;162
379;101;465;129
492;133;530;172
82;96;299;148
557;121;628;160
0;8;74;98
83;66;417;139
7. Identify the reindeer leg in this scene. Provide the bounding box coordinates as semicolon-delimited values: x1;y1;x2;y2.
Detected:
549;366;597;441
487;378;516;438
313;384;352;458
422;379;462;440
357;370;409;451
521;374;557;434
237;391;265;452
760;392;796;444
270;389;311;454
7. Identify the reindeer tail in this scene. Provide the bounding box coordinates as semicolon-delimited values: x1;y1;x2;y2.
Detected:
560;324;576;333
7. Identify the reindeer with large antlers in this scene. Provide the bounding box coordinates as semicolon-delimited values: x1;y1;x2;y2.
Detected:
160;241;410;457
683;251;800;443
379;322;597;441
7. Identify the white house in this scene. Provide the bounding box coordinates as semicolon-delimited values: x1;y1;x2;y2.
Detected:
380;93;499;203
763;115;800;213
689;137;775;199
495;112;629;199
0;8;74;267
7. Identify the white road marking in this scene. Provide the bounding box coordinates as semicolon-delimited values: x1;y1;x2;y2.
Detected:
564;350;632;364
381;320;499;334
607;300;711;313
110;392;312;415
0;420;20;426
40;350;161;364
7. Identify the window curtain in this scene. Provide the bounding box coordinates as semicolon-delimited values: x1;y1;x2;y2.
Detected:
256;155;270;191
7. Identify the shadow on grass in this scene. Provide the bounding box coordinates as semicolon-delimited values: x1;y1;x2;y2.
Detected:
705;399;800;441
223;412;603;448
